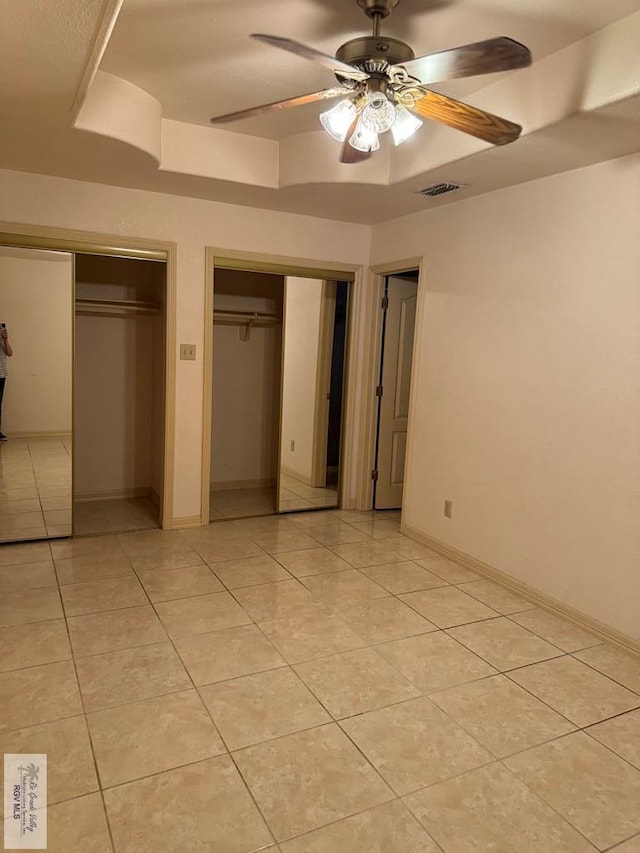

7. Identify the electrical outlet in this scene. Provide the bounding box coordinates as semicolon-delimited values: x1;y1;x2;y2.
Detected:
290;440;295;452
444;499;453;519
180;343;196;361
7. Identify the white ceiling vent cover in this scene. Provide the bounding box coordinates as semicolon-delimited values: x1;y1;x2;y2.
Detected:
416;182;465;197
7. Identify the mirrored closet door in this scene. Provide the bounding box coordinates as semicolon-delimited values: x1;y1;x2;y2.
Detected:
0;245;73;542
278;278;349;512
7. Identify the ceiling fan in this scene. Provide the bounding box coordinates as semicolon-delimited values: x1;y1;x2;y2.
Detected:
210;0;531;163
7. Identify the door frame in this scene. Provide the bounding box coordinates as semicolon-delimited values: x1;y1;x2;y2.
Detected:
0;221;177;531
354;257;424;511
202;247;363;525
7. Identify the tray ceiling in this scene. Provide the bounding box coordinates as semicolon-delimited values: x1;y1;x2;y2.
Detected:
0;0;639;224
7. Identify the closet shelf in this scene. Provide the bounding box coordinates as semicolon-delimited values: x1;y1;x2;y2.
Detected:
75;297;161;316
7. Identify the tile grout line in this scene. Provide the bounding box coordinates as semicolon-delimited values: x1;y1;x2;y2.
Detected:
58;565;118;853
2;513;639;850
490;759;603;851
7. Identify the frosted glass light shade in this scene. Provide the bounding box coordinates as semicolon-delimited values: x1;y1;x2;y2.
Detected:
349;121;380;153
391;104;423;145
319;99;357;141
360;93;397;134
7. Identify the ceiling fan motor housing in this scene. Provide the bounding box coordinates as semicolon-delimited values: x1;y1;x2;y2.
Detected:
336;36;415;70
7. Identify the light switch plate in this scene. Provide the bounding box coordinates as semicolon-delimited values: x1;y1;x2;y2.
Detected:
180;343;196;360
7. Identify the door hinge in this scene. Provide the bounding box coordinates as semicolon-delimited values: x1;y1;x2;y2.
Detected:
381;295;389;310
371;469;379;481
375;385;383;397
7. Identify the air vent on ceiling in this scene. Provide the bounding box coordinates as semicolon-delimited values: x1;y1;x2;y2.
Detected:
416;182;464;198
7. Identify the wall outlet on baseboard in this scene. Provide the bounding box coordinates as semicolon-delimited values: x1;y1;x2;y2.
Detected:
444;499;453;519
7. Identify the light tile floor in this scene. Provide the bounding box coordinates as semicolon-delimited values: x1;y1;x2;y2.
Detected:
74;496;159;536
0;435;72;541
210;472;339;521
278;473;338;513
210;486;277;521
1;509;640;852
0;435;160;540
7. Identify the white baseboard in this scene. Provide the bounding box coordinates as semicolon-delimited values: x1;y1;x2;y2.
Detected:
280;465;314;487
74;486;151;503
403;523;640;657
8;431;72;440
210;479;276;492
169;515;202;529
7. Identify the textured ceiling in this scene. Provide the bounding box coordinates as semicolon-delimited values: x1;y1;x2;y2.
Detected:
102;0;640;137
0;0;639;224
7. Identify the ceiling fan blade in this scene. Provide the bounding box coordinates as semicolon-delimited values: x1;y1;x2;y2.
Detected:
339;115;371;164
394;37;531;84
210;88;347;124
408;89;522;146
252;34;369;82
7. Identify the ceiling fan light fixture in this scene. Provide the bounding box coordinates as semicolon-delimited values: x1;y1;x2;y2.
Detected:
391;104;423;145
349;120;380;153
319;99;358;141
360;92;397;134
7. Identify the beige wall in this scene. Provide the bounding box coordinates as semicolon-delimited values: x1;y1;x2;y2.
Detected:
210;323;282;487
371;153;640;641
2;158;638;643
280;277;324;482
210;270;282;488
0;247;72;435
74;312;154;497
0;168;370;520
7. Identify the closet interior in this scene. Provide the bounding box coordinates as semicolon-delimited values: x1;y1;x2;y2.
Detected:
74;253;166;535
209;267;350;521
210;269;283;519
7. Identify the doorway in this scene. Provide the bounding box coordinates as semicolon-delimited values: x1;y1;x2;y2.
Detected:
325;282;348;488
206;259;354;522
0;228;174;542
73;254;167;535
209;268;283;520
374;270;419;510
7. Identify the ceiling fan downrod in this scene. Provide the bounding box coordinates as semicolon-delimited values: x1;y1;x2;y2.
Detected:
356;0;400;35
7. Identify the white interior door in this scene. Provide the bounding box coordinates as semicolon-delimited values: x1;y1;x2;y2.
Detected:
375;275;418;509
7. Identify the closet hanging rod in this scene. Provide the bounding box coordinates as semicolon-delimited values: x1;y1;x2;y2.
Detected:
75;297;161;316
213;309;280;326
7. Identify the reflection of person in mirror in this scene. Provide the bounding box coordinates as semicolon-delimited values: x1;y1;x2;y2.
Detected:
0;324;13;442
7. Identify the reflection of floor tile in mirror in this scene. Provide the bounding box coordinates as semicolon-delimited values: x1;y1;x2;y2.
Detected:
0;436;72;542
279;473;338;512
210;487;277;521
73;498;159;537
